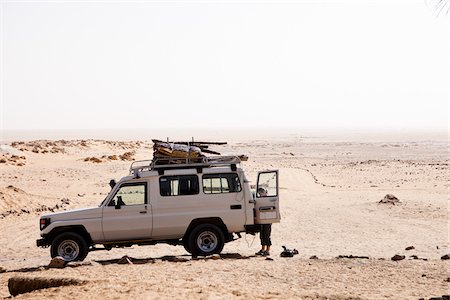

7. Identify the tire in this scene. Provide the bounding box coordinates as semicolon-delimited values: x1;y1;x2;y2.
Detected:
50;232;89;262
182;238;192;254
188;223;225;256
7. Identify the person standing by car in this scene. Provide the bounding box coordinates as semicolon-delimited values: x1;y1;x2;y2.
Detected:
255;187;272;256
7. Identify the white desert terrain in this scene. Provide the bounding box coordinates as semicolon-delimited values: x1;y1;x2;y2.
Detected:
0;132;449;299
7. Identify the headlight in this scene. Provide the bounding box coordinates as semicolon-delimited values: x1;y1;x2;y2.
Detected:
40;218;50;230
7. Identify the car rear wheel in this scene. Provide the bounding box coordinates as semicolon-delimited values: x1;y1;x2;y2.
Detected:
188;223;224;256
50;232;88;262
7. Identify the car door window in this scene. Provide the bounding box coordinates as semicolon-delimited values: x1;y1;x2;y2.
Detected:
108;183;147;206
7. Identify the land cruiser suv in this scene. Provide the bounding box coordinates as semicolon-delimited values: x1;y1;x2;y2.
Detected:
37;156;280;262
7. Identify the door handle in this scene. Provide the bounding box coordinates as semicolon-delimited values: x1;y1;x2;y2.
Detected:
139;211;147;214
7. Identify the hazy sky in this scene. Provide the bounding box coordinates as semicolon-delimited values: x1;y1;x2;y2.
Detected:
1;0;448;131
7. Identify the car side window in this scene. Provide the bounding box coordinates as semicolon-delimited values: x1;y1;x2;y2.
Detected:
108;182;147;206
203;173;242;194
159;175;199;196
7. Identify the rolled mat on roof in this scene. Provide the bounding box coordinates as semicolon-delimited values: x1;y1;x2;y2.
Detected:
153;142;202;159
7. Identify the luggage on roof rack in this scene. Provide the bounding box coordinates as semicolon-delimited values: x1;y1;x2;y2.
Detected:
129;155;247;175
129;139;248;175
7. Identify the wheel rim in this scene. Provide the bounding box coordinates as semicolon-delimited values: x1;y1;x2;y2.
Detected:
196;230;218;253
57;239;80;261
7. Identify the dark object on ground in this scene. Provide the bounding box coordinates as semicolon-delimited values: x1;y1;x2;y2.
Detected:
8;276;86;296
265;257;273;261
48;256;66;268
405;246;415;250
446;278;450;282
309;255;318;260
391;254;405;261
441;254;450;260
337;255;369;259
379;194;400;204
280;246;299;258
118;255;133;264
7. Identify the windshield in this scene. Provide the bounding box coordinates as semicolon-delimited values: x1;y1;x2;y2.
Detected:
99;182;116;207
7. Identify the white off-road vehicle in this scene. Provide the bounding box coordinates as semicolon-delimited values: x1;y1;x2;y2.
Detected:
37;156;280;261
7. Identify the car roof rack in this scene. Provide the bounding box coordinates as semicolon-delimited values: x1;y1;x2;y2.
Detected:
129;155;244;176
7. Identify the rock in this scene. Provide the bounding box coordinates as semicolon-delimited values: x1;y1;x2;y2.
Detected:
48;257;66;268
410;255;418;259
446;278;450;282
8;276;85;296
265;257;273;261
309;255;319;260
441;254;450;260
61;198;70;205
161;256;189;262
77;193;85;197
0;266;6;273
118;255;133;264
211;254;221;260
379;194;400;204
337;255;369;259
90;157;102;163
119;151;135;161
391;254;405;261
219;253;249;259
405;246;415;250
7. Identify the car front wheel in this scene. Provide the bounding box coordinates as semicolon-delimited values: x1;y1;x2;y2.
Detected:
50;232;88;262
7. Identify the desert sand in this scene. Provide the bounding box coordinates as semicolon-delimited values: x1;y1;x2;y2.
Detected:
0;132;449;299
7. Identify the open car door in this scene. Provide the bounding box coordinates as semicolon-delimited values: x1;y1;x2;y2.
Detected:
255;170;280;224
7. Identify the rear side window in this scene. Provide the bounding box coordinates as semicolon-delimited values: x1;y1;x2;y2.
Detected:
159;175;199;196
203;173;242;194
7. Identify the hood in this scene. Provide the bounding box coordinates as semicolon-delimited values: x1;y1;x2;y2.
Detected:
41;207;102;221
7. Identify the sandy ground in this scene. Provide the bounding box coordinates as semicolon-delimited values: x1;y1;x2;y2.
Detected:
0;133;449;299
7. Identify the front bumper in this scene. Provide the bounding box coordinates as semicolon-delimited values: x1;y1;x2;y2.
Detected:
36;238;50;248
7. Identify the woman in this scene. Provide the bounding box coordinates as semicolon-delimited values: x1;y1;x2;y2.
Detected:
255;187;272;256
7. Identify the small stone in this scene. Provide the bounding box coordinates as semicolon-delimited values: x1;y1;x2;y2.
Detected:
48;257;66;268
421;274;426;277
379;194;400;204
77;193;85;197
117;256;133;264
446;278;450;282
211;254;221;260
0;266;6;273
265;257;273;261
391;254;405;261
441;254;450;260
405;246;414;251
410;255;418;259
309;255;318;260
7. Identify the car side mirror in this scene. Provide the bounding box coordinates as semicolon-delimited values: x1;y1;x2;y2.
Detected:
109;179;116;189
